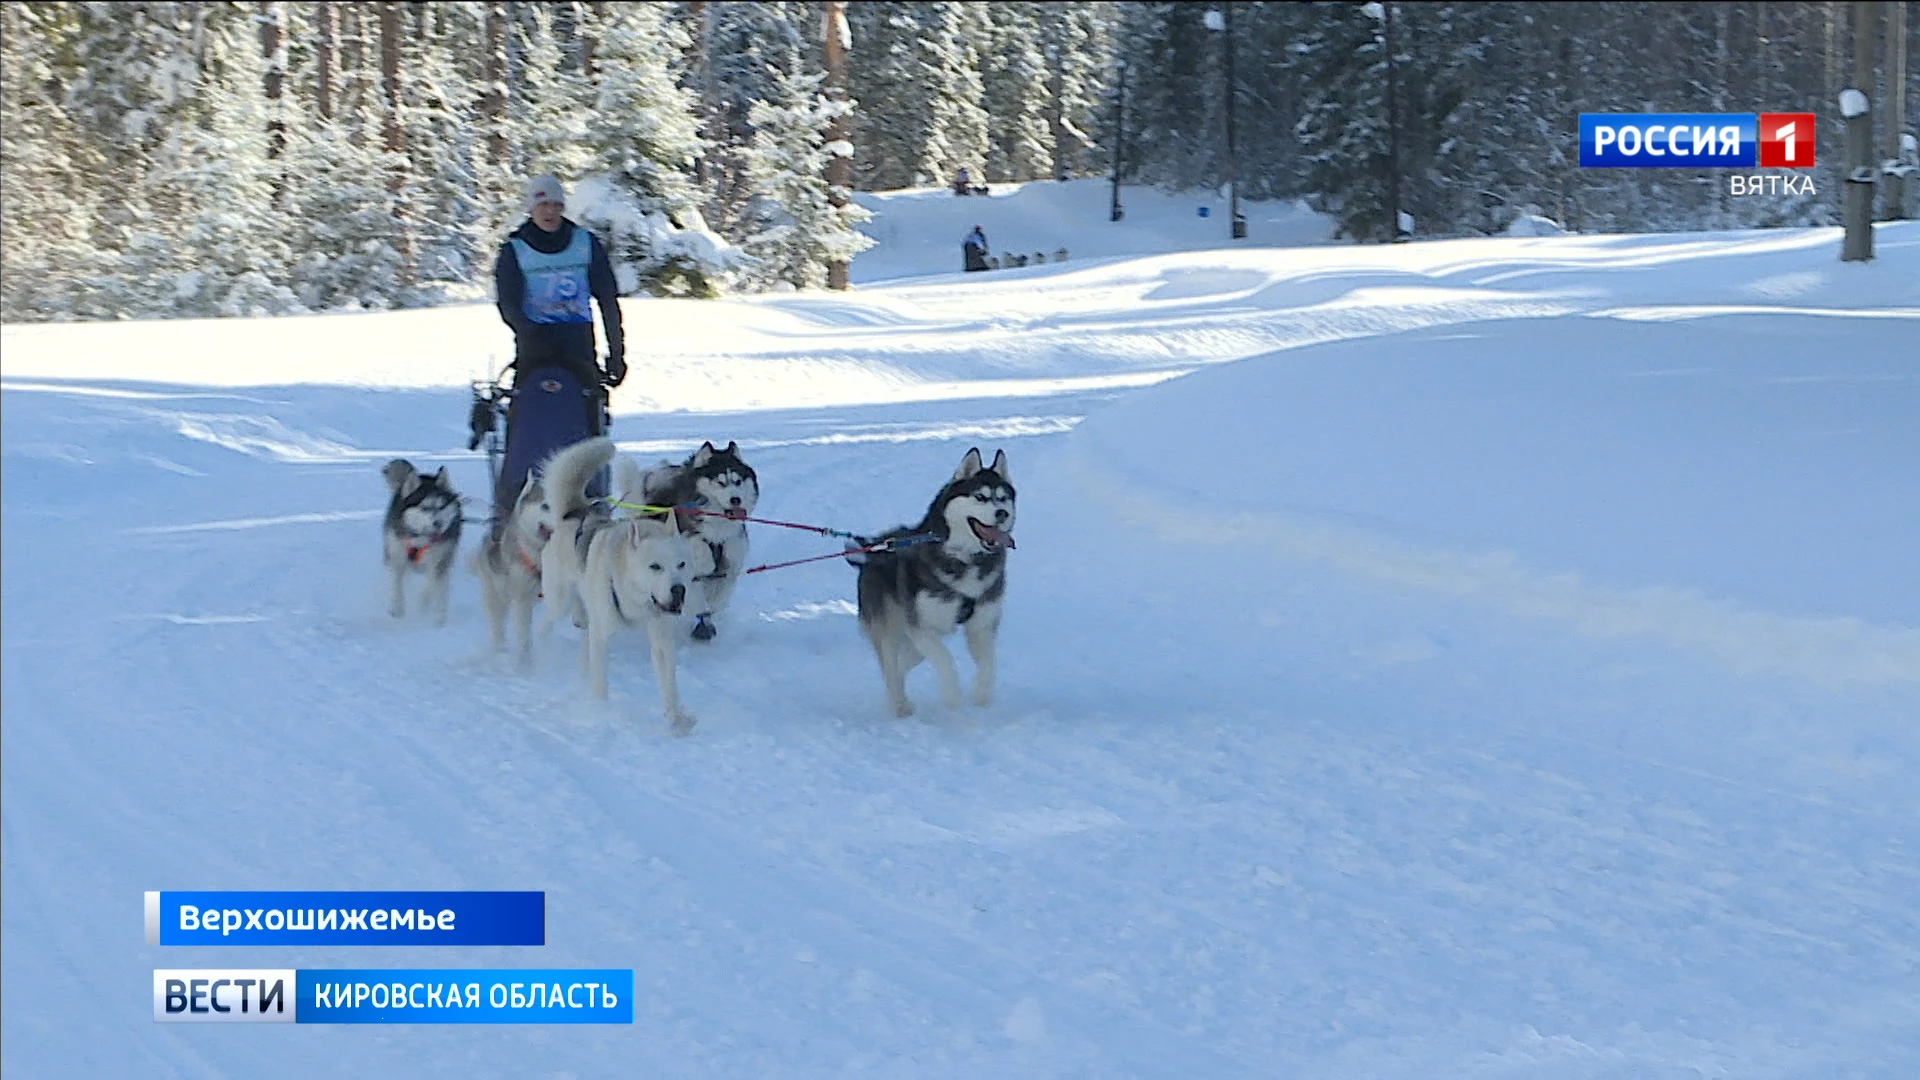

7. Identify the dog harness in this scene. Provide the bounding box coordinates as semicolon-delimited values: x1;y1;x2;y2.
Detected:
397;483;458;563
698;538;729;583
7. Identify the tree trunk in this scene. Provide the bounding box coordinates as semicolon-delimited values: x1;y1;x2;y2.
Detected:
483;1;508;167
1884;0;1909;218
580;1;606;77
378;0;413;280
1843;0;1878;260
340;3;363;142
315;0;335;122
824;0;851;290
257;1;287;209
700;1;727;231
685;1;710;193
1047;44;1067;180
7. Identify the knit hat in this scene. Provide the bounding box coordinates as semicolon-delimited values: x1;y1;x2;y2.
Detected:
526;174;565;213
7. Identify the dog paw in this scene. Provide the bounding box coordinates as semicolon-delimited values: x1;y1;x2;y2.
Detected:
971;685;993;708
891;699;916;719
669;712;697;737
691;617;716;642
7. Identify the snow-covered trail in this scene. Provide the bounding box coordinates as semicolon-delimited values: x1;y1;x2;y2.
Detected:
5;224;1919;1077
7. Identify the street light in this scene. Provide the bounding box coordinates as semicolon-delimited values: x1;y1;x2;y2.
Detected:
1205;8;1245;239
1110;58;1126;222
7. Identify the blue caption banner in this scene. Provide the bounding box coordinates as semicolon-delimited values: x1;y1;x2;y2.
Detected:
296;969;633;1024
1579;113;1757;167
146;891;544;946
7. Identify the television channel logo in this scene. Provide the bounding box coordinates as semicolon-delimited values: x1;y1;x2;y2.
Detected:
1580;113;1815;168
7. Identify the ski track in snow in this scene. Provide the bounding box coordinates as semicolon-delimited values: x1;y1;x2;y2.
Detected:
5;218;1920;1077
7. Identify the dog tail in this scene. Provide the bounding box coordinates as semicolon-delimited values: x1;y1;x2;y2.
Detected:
542;436;616;521
382;458;416;493
614;455;647;506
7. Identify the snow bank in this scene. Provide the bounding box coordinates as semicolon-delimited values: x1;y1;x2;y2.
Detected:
1503;213;1566;237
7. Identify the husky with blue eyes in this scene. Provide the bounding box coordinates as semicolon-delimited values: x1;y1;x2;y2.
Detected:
845;448;1016;718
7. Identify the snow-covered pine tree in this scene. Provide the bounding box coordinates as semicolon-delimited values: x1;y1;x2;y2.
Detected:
982;1;1053;182
1116;1;1223;191
699;1;808;238
161;0;300;317
847;1;989;190
738;55;876;290
510;1;594;182
1289;1;1395;240
397;2;488;300
580;2;736;297
29;1;202;317
279;2;408;311
1036;1;1115;180
0;3;113;321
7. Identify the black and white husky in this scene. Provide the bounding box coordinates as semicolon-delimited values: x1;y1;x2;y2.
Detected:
639;441;759;641
847;448;1016;717
382;460;463;625
540;436;699;733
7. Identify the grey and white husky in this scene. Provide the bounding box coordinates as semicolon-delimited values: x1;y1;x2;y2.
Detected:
471;446;582;664
382;459;464;625
541;436;699;733
847;448;1016;717
639;441;759;641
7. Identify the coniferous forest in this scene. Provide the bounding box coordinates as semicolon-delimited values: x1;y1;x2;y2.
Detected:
3;2;1914;321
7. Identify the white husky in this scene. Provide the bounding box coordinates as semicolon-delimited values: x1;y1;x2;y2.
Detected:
540;437;698;733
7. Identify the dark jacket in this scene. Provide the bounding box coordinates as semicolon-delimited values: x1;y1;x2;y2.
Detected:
494;218;625;386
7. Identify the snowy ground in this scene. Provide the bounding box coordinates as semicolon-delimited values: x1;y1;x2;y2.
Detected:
4;198;1919;1077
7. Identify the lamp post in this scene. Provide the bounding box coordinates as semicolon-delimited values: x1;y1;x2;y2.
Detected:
1110;58;1126;222
1386;1;1405;241
1205;8;1245;239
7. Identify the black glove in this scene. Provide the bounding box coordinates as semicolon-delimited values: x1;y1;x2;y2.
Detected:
604;353;627;389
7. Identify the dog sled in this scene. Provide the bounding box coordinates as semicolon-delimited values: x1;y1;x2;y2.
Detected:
469;363;610;521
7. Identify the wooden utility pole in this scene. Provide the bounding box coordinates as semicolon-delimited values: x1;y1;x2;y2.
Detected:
1842;0;1878;260
1885;0;1909;218
315;0;335;121
823;0;851;290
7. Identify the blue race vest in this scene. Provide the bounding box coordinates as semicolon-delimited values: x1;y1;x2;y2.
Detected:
511;228;593;325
